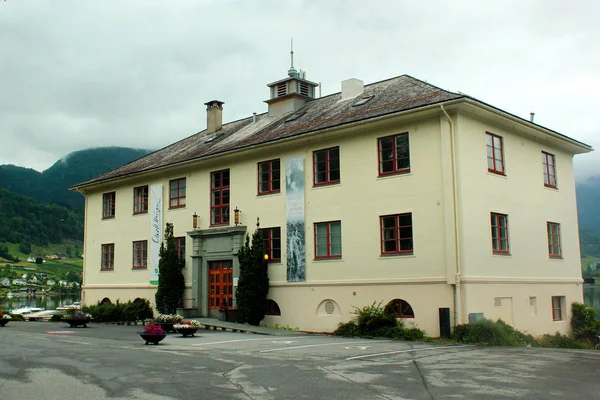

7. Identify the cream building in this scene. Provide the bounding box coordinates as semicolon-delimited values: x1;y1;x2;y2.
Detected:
71;67;591;337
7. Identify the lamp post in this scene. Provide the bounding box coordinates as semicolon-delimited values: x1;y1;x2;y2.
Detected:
234;207;240;226
193;212;198;230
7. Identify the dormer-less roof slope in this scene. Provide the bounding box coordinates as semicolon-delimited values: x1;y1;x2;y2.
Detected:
71;74;591;190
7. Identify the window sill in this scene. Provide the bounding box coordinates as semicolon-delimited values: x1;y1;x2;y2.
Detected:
257;190;281;197
101;216;115;220
266;260;282;264
543;185;559;191
492;252;511;257
313;257;343;262
549;256;564;260
379;253;415;259
210;223;231;228
168;205;186;210
100;268;114;272
132;267;148;270
133;211;148;216
313;181;341;188
487;169;506;179
377;169;411;179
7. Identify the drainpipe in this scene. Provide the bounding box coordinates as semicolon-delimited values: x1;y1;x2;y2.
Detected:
440;105;462;328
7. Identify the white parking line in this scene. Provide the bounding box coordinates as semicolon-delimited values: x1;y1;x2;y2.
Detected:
345;344;473;360
192;336;307;347
261;341;375;353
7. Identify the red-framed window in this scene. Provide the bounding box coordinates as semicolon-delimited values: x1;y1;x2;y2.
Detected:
378;133;410;176
262;227;281;262
385;299;415;318
313;147;340;186
380;213;413;255
551;296;564;321
169;178;186;208
486;132;505;175
133;185;148;214
102;192;116;219
314;221;342;259
258;159;281;195
547;222;562;258
211;169;230;225
175;237;186;264
101;243;114;270
132;240;148;269
491;212;509;254
542;151;557;188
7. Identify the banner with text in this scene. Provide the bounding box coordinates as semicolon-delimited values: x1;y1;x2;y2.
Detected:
150;184;163;285
285;156;306;282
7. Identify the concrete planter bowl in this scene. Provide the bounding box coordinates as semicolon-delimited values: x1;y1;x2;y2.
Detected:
64;318;90;328
140;334;167;345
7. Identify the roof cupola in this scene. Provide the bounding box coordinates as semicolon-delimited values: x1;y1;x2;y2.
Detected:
265;42;318;117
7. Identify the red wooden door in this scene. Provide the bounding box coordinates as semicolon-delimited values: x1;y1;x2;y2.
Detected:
208;260;233;310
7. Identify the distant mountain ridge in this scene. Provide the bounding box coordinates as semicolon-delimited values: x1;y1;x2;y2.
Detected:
576;177;600;232
0;147;152;212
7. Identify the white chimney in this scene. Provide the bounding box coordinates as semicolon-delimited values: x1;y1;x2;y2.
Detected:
340;78;364;101
205;100;224;134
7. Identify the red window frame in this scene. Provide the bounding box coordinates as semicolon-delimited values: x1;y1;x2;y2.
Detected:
132;240;148;269
486;132;505;175
262;227;281;262
314;221;342;259
313;147;340;186
378;132;410;176
210;169;230;226
102;192;116;219
101;243;114;270
542;151;557;188
133;185;148;214
386;299;415;319
547;222;562;258
175;237;186;264
491;213;509;254
258;159;281;195
551;296;563;321
169;178;186;209
380;213;413;255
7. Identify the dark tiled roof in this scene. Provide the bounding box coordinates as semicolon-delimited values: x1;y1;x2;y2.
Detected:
73;75;463;188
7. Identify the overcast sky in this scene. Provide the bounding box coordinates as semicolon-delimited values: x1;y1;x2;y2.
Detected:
1;1;599;181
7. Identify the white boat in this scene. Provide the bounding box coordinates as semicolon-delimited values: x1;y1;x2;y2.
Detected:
56;301;81;311
9;305;44;315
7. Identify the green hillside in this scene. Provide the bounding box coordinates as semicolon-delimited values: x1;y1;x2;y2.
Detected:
0;146;151;212
0;189;83;245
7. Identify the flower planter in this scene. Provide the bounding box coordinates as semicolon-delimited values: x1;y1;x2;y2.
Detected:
0;319;9;327
176;327;198;337
64;318;90;328
158;323;174;333
140;334;167;345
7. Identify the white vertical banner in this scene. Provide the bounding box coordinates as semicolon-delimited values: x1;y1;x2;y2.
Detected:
150;183;163;285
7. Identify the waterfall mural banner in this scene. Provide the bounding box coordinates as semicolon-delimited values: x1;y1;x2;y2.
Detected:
150;184;163;285
285;156;305;282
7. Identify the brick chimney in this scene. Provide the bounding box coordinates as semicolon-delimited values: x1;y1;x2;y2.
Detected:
205;100;224;134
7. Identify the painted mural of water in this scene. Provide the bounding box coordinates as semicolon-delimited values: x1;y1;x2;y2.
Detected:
0;295;80;311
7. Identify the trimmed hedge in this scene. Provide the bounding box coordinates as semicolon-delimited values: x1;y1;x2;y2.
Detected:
83;298;154;322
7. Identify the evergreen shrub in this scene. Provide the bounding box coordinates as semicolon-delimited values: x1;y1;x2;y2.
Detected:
333;301;425;341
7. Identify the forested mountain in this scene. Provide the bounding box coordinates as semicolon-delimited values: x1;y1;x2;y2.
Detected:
576;176;600;232
0;147;151;212
0;188;83;245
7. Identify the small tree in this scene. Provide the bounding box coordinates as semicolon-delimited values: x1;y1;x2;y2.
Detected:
155;223;185;314
236;219;270;325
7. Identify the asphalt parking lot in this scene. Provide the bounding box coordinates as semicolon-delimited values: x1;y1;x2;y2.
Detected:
1;322;599;399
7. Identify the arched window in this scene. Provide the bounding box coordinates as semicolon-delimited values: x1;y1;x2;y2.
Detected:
386;298;415;318
265;299;281;316
100;297;112;305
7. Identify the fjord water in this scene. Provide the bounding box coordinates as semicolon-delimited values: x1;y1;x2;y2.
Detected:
0;294;80;311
